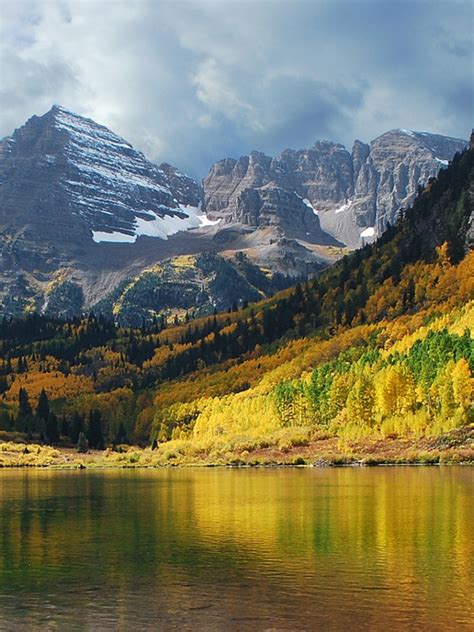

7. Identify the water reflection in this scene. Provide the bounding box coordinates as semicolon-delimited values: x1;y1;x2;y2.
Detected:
0;468;472;630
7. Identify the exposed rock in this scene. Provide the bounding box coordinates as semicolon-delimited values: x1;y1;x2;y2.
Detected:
0;106;210;315
203;129;467;248
158;162;202;208
0;105;204;254
0;105;468;319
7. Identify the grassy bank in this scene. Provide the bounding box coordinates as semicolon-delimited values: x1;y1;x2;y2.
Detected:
0;425;472;468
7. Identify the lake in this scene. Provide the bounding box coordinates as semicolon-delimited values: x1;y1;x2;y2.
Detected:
0;467;472;631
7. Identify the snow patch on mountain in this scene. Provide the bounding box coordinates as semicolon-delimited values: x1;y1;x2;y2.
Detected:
91;204;219;243
360;226;375;238
335;200;352;214
35;105;205;242
303;198;319;215
92;231;136;244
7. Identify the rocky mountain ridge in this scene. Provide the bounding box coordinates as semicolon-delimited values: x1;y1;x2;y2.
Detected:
204;129;467;247
0;105;469;320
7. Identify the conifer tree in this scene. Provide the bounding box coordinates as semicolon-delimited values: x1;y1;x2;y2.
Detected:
60;415;70;439
71;412;84;443
36;389;50;423
46;412;60;444
87;409;104;449
77;432;88;453
15;387;33;433
18;387;32;417
113;420;127;445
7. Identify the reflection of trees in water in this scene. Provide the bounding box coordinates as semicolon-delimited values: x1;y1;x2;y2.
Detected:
0;469;472;630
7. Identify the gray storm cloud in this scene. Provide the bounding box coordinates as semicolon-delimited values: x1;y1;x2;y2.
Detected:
0;0;472;178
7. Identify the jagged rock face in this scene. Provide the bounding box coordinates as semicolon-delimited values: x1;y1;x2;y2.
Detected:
0;105;203;252
203;149;340;245
232;185;337;244
203;130;467;248
468;131;474;248
0;105;333;318
358;130;466;232
158;162;202;208
0;105;468;320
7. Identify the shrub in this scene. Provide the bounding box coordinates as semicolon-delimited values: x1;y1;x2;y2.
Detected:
293;456;306;465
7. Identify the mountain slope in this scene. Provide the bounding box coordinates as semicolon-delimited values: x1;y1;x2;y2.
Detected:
91;251;292;327
0;146;471;464
0;106;337;317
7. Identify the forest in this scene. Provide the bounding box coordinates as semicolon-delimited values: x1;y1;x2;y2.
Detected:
0;147;472;464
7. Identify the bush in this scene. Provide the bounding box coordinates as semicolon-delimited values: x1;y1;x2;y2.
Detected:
293;456;306;465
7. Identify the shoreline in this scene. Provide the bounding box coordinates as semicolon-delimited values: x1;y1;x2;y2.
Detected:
0;461;473;470
1;426;473;469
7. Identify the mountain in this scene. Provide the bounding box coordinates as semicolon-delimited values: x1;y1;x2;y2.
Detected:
203;129;467;248
0;144;472;465
0;105;205;249
0;105;468;321
0;106;335;317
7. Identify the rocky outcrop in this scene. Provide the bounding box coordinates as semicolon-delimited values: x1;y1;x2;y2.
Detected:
158;162;202;208
203;130;467;248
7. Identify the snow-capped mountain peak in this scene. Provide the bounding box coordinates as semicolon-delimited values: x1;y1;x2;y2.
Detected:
0;105;206;245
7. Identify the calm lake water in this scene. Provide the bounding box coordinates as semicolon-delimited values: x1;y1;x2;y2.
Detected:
0;467;472;631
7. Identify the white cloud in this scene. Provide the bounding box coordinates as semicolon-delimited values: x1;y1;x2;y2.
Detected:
0;0;472;178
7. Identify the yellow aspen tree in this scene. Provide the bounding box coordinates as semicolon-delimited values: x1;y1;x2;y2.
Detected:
375;365;416;419
431;361;456;420
451;358;473;414
346;372;375;428
327;372;355;420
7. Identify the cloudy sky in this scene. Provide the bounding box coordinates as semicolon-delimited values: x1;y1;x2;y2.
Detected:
1;0;472;178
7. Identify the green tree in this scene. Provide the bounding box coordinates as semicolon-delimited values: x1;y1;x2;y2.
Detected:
113;420;128;445
71;412;84;443
36;389;49;420
77;432;89;453
45;412;60;444
15;387;33;433
18;387;32;417
87;409;104;449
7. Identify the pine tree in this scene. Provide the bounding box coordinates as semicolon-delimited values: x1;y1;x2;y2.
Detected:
114;420;127;445
71;412;84;443
60;415;70;439
87;410;104;450
0;376;8;394
36;389;50;423
15;387;33;433
45;412;60;444
77;432;89;453
18;387;32;416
